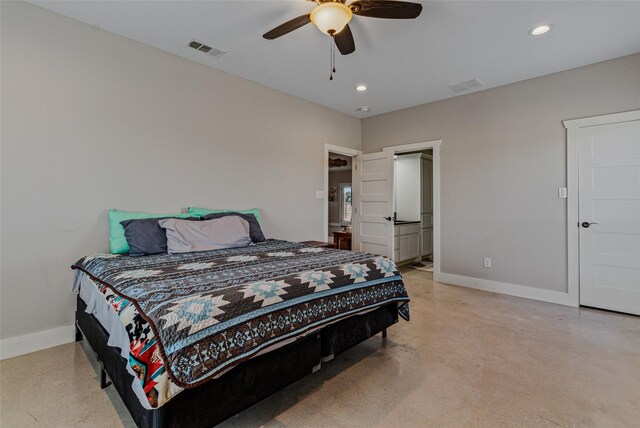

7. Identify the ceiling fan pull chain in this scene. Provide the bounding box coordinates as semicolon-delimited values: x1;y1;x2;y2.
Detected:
332;35;336;74
329;35;334;80
332;37;336;73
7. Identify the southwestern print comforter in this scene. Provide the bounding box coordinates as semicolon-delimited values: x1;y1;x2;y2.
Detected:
72;240;410;408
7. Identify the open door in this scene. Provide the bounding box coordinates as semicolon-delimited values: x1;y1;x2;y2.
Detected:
352;151;395;257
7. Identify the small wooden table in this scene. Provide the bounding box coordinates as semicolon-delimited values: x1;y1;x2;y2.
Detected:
332;231;352;250
300;240;337;249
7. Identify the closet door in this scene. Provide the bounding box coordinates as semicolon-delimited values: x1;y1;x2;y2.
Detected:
578;119;640;315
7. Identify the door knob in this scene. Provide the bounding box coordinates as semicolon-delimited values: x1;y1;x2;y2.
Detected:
383;216;392;221
581;222;598;228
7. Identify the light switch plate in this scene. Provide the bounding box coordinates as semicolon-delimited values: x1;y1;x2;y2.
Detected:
315;190;325;199
558;187;567;199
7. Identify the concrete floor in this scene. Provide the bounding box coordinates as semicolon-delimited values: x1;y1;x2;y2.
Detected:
1;269;639;427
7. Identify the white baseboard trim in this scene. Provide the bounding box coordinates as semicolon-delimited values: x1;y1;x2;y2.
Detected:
0;324;75;360
436;272;577;307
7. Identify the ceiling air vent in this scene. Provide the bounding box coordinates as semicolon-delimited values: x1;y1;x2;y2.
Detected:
447;78;484;94
187;39;226;58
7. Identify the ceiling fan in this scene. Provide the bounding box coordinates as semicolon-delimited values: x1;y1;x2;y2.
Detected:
263;0;422;61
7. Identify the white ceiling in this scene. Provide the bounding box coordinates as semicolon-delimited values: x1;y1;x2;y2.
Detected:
29;1;640;118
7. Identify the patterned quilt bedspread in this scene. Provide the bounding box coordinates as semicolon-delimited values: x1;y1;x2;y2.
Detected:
72;240;409;407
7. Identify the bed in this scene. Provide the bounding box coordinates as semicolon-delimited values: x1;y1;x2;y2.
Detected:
72;239;409;427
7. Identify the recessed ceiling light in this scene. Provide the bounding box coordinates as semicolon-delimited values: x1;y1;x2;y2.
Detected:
355;84;368;92
530;24;551;36
356;106;370;112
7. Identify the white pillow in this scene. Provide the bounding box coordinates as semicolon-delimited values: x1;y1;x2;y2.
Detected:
159;216;251;253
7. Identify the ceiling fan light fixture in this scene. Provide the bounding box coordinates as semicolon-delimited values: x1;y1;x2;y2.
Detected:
310;2;353;35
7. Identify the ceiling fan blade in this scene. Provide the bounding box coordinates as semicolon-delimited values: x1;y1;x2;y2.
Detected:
349;0;422;19
334;24;356;55
263;14;311;40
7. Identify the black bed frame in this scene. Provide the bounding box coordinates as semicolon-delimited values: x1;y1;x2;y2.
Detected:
75;295;398;428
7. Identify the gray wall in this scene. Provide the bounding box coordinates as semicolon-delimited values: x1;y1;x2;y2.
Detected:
362;53;640;293
0;2;360;340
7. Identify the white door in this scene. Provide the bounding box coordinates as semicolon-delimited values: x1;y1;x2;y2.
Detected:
352;151;395;257
578;119;640;315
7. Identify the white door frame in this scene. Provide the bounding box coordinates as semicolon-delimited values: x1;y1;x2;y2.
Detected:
382;140;442;281
324;144;361;242
563;109;640;308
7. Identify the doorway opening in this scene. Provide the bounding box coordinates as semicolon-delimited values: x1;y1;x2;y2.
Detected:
324;144;361;249
328;152;353;248
383;141;440;280
393;149;434;271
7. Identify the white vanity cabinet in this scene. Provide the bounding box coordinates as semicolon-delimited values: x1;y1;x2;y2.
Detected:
393;223;421;263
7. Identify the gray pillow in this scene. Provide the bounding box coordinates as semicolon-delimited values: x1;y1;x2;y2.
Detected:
201;212;265;243
159;216;252;253
120;216;199;256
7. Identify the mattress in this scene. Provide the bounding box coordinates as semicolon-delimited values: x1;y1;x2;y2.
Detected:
72;240;409;408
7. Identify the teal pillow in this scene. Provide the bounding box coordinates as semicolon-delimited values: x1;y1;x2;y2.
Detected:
187;207;262;224
109;209;194;254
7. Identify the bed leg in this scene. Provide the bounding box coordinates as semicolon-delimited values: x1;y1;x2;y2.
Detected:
382;329;387;339
100;364;112;389
74;320;83;342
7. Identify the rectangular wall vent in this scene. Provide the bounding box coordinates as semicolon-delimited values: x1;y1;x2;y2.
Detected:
187;39;226;58
447;78;484;93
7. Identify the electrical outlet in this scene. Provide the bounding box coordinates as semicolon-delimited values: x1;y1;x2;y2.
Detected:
483;257;492;268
